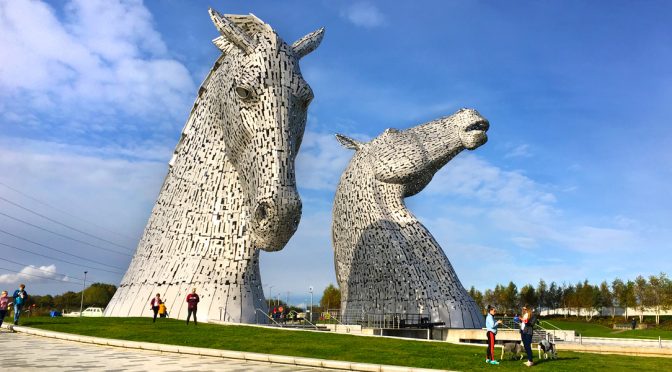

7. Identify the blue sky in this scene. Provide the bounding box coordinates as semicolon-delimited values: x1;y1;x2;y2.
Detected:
0;0;670;306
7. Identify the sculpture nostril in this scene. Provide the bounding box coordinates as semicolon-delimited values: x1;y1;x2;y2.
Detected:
255;202;270;222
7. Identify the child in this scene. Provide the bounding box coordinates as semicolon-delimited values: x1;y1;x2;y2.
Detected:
158;302;167;318
0;291;9;328
485;305;503;365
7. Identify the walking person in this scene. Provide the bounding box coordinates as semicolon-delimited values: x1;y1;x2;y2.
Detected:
0;290;10;329
520;305;537;367
485;305;503;365
186;288;199;325
12;284;28;325
150;293;162;323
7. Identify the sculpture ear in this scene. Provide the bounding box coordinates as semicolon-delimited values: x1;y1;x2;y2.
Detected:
209;8;256;54
335;134;361;150
292;27;325;59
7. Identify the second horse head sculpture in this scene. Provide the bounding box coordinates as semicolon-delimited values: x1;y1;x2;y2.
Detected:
333;108;489;328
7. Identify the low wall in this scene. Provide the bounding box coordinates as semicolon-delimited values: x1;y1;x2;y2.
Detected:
431;328;521;343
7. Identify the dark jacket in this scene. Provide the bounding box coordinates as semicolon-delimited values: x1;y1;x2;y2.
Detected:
186;293;200;309
522;314;537;335
13;289;28;306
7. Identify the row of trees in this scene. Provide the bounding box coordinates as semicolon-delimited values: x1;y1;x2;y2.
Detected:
468;273;672;324
26;283;117;315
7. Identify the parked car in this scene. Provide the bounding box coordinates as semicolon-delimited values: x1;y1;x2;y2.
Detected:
63;307;104;317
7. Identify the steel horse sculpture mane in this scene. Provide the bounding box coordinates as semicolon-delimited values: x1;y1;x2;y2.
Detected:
105;9;324;323
332;109;489;328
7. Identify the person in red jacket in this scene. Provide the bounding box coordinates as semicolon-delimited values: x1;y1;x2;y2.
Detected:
186;288;199;325
149;293;162;323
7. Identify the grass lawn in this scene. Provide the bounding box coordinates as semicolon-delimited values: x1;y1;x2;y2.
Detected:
20;317;671;371
541;319;672;340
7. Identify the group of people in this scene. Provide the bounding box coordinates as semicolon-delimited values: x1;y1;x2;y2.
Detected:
485;304;537;367
149;288;200;325
0;284;28;328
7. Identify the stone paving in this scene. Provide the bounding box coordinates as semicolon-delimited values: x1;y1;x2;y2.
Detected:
0;329;324;371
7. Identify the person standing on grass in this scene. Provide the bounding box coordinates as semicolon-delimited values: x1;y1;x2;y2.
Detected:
520;306;537;367
12;284;28;325
186;288;199;325
0;291;10;328
485;305;503;365
150;293;162;323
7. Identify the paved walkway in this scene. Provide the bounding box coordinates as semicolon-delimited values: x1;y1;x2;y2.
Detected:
0;329;324;371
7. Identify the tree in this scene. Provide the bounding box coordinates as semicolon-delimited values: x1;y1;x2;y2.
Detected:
537;279;548;313
634;276;649;322
53;291;79;312
648;273;671;325
548;281;561;314
598;281;614;319
575;280;599;320
623;280;636;320
320;284;341;310
469;286;484;313
519;284;538;311
83;283;117;307
484;289;496;311
502;282;518;314
561;282;575;318
493;284;505;310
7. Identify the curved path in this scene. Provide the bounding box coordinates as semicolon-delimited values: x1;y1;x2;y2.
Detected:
1;330;322;371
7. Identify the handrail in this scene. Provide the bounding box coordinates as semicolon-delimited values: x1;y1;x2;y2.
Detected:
302;317;320;330
255;308;283;327
325;313;351;333
538;320;562;331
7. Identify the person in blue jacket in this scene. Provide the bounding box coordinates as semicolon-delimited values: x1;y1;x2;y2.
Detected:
485;305;503;365
13;284;28;325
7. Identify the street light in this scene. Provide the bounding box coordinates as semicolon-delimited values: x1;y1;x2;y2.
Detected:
267;285;274;309
79;271;87;317
309;286;313;322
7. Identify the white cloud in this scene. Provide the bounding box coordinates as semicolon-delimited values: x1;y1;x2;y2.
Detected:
0;137;167;243
0;264;68;284
342;2;386;28
504;144;532;158
0;0;195;125
426;153;557;211
420;153;647;254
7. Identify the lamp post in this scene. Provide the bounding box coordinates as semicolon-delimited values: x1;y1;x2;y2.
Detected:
267;285;274;309
309;286;314;322
79;271;87;317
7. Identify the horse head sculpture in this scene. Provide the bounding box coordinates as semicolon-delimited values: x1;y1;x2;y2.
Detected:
336;108;488;196
209;9;323;250
105;9;323;323
332;108;489;328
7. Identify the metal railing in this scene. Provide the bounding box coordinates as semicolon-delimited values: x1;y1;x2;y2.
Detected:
322;312;351;333
497;317;565;343
255;308;283;327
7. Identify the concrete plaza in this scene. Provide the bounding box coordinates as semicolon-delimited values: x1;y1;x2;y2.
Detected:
1;330;324;371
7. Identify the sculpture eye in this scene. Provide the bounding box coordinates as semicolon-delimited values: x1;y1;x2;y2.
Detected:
235;86;252;100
